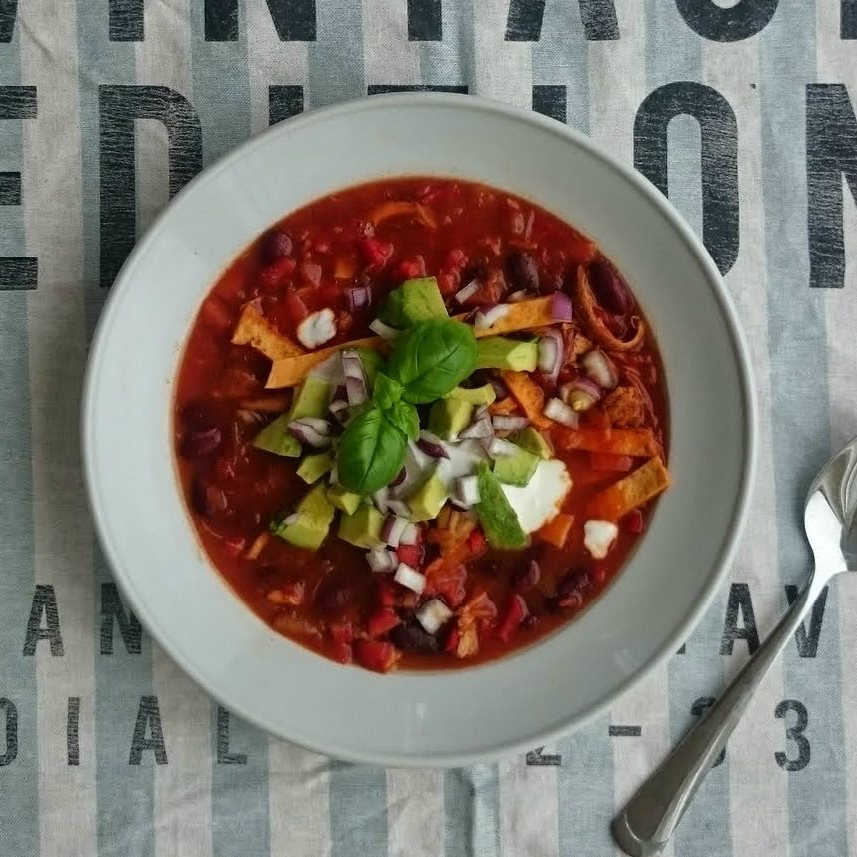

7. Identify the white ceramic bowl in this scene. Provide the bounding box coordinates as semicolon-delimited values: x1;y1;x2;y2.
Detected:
82;93;756;767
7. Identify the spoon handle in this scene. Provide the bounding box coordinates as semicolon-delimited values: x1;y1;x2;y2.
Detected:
612;576;822;857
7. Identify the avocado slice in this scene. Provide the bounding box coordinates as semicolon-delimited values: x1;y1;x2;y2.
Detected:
379;277;449;329
338;505;385;549
296;451;333;484
252;376;332;458
492;445;539;487
474;462;527;550
508;427;553;460
428;398;474;441
327;484;363;515
272;483;335;550
444;383;497;406
476;337;539;372
407;470;449;522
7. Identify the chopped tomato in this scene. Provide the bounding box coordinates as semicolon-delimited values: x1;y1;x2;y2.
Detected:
259;256;296;288
497;594;529;643
467;529;486;555
330;640;353;664
358;237;394;268
329;621;355;644
367;608;401;637
354;640;401;673
589;452;634;473
437;270;460;296
395;542;422;569
376;579;396;608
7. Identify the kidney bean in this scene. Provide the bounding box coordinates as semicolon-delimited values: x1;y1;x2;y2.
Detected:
507;250;540;293
264;229;293;260
555;568;590;610
179;426;222;458
589;260;634;314
389;617;441;654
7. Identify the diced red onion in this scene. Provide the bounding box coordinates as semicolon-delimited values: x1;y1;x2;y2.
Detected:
492;415;529;432
398;522;420;546
560;377;602;412
373;487;390;511
390;467;407;488
416;599;454;634
366;548;397;573
346;285;372;312
341;350;369;406
474;304;510;329
488;377;508;399
417;431;450;459
539;328;565;387
381;514;410;548
293;416;330;434
369;318;400;340
386;499;411;519
507;289;530;303
551;291;574;323
394;562;426;594
328;399;350;422
455;475;481;507
288;420;332;447
332;383;347;401
460;416;494;440
582;349;618;390
345;376;368;407
486;437;520;459
544;397;580;428
455;279;480;304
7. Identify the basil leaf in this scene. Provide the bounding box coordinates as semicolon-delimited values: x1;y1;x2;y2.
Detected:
386;319;478;404
386;401;420;441
353;347;383;391
336;405;407;494
373;372;404;410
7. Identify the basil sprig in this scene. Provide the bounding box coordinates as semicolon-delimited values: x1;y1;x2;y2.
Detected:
335;319;477;494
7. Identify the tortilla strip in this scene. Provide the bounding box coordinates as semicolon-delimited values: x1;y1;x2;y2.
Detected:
500;370;553;429
264;296;557;389
231;304;304;361
555;426;660;458
587;457;670;521
265;336;385;388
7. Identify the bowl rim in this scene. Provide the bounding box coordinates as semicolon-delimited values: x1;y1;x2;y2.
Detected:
81;91;758;766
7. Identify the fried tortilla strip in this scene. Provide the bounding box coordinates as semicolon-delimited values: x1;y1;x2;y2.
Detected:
500;370;553;429
265;336;385;388
231;304;304;361
587;457;670;521
555;426;660;458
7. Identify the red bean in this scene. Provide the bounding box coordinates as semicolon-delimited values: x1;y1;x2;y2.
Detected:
589;261;633;314
179;426;222;458
556;569;590;610
264;229;293;259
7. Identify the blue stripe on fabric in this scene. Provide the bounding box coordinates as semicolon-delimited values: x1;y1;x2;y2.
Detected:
0;25;39;856
759;3;849;855
329;761;387;857
307;0;365;108
444;765;500;857
557;717;614;856
76;2;157;854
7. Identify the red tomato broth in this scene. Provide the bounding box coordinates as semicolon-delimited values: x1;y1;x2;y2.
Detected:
173;177;668;671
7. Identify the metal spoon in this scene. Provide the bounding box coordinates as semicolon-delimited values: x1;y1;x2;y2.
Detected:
613;435;857;857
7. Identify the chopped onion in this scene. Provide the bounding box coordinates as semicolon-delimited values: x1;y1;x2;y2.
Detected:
544;397;580;428
369;318;400;340
328;398;350;422
381;514;410;548
386;499;411;519
474;304;510;329
417;431;450;459
455;475;481;507
560;377;602;412
293;416;330;434
394;562;426;594
296;308;337;349
398;522;420;545
455;279;480;304
346;285;372;312
459;416;494;440
341;350;368;406
582;348;618;390
416;599;454;634
551;291;574;323
492;414;529;432
288;420;332;448
507;289;530;302
373;487;390;511
486;437;520;459
366;548;397;573
488;377;508;400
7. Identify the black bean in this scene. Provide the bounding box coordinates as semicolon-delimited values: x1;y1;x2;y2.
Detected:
556;569;590;610
507;251;540;293
390;617;441;653
264;229;293;260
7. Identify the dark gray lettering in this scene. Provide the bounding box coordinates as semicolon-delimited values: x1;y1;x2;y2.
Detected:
0;0;18;42
100;582;142;655
844;0;857;38
408;0;441;40
205;0;316;41
532;85;566;123
368;84;468;95
690;697;725;766
129;696;168;765
109;0;143;41
23;584;64;656
775;699;810;771
216;706;247;764
505;0;618;41
720;582;759;655
608;725;642;737
806;84;857;289
676;0;778;41
0;171;21;205
635;82;739;275
785;584;828;658
526;745;561;766
268;85;304;125
67;697;80;766
0;699;17;765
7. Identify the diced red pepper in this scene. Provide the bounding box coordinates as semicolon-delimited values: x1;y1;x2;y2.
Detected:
467;529;486;555
354;640;401;673
366;608;401;638
259;256;296;288
358;237;394;269
329;621;355;645
624;509;645;534
394;255;426;280
284;288;309;325
497;594;529;643
589;452;634;473
395;543;422;570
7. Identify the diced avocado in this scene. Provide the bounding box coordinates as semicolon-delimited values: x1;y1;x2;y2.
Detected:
272;483;335;550
290;376;332;420
476;336;539;372
327;484;363;515
338;505;385;549
444;383;497;406
407;470;449;522
508;427;553;460
492;445;539;487
379;277;449;328
252;413;301;457
428;398;474;441
354;347;382;391
474;462;527;550
297;451;333;484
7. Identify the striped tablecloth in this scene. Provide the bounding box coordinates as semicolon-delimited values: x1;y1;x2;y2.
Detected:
2;1;857;855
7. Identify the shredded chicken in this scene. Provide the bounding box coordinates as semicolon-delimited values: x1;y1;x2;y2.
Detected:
602;386;647;428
